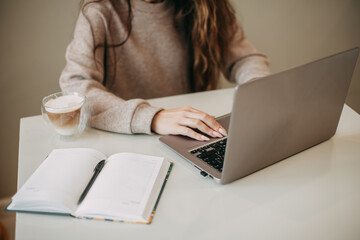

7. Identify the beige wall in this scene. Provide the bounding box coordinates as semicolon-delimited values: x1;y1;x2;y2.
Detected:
0;0;359;197
0;0;80;197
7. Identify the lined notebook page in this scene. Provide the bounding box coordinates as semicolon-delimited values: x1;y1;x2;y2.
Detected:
75;153;164;222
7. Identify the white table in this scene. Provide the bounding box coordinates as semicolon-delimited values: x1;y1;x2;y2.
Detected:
16;88;360;240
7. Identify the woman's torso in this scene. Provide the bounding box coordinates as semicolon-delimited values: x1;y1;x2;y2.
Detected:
99;0;192;100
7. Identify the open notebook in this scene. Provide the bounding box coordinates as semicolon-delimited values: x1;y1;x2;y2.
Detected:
6;148;173;224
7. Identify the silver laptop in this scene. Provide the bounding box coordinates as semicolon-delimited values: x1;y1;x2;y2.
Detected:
160;48;359;184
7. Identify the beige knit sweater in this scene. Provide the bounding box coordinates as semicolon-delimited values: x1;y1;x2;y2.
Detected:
59;0;270;134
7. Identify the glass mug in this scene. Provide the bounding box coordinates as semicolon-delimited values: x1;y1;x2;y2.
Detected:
41;92;89;137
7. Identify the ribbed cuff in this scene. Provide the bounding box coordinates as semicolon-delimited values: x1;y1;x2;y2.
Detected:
131;103;163;134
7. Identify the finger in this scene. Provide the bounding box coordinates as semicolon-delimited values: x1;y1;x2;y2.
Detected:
176;126;210;141
181;107;227;136
179;118;220;138
184;111;227;136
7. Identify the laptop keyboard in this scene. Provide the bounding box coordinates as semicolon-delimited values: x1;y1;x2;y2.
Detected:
189;138;227;172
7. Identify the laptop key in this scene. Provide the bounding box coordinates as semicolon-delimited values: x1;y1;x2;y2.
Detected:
190;138;227;172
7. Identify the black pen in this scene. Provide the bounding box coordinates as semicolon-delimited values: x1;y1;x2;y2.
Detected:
78;160;106;205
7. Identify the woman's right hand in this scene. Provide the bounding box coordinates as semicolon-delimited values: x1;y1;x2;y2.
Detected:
151;106;227;141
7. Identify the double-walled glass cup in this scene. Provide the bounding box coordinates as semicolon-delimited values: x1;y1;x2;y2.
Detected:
41;92;89;137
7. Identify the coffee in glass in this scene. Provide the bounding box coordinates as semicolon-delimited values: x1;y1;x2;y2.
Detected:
41;92;88;136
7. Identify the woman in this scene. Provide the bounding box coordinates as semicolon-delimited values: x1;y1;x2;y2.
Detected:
60;0;270;141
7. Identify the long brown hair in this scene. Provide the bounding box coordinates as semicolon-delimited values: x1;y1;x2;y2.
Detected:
174;0;237;91
82;0;238;92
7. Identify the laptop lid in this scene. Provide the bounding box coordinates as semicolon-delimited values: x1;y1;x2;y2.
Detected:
160;47;359;184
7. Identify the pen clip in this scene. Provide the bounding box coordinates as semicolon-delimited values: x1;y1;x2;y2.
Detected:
95;160;105;172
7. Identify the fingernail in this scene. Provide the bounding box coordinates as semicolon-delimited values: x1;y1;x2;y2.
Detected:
213;131;222;138
201;135;210;141
219;128;227;136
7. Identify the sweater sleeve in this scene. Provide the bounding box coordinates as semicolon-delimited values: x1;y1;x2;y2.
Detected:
59;6;162;134
222;23;270;85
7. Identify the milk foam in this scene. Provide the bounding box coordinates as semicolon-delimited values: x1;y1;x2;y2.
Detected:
45;95;84;113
